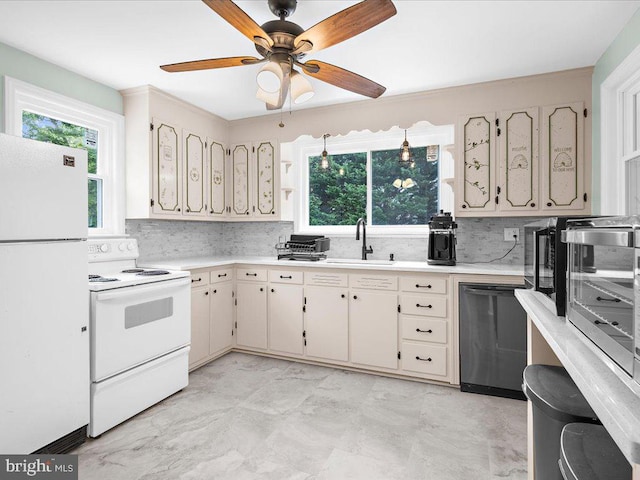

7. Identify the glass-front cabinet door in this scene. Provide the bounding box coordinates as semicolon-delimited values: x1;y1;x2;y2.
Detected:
151;118;181;215
499;107;539;212
541;102;585;211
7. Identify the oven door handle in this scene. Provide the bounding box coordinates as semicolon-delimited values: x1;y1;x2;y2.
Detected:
94;277;190;302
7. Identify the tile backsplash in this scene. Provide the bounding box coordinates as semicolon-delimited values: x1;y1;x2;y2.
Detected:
127;217;542;266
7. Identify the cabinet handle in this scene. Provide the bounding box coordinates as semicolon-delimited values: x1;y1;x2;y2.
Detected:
205;291;209;296
353;295;358;300
596;296;621;303
416;356;432;362
191;277;202;283
218;273;227;278
280;275;292;279
416;303;432;309
246;273;257;277
415;284;432;289
416;328;433;334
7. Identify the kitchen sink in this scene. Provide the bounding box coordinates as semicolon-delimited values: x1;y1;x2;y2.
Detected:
324;259;395;266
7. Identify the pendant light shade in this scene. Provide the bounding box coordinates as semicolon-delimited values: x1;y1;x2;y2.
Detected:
320;134;331;170
256;61;283;93
399;129;412;163
291;71;314;104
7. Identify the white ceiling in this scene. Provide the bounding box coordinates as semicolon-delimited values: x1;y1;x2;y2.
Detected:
0;0;638;121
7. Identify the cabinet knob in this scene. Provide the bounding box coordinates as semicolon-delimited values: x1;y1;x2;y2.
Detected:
271;288;275;293
81;326;87;332
547;202;552;207
186;208;190;212
353;295;358;300
213;289;217;294
530;203;536;207
177;208;181;212
341;294;345;298
210;210;214;214
462;204;467;209
260;287;264;292
205;291;209;296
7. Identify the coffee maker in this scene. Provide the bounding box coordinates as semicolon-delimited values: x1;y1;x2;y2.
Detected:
427;211;457;266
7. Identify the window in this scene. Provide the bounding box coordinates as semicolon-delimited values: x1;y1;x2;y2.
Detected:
4;77;125;235
296;124;454;235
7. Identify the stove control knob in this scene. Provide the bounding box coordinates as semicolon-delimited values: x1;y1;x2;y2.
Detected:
100;243;109;253
118;242;127;252
127;242;135;251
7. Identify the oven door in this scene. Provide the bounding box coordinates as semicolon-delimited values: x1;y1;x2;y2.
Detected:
90;277;190;382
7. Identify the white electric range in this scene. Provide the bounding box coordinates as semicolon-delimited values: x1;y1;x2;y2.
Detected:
87;238;191;437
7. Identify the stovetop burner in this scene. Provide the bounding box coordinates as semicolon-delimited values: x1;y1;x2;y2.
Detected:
122;268;145;274
137;270;170;276
89;276;119;283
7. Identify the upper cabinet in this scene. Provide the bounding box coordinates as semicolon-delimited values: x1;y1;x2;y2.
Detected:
122;86;279;222
230;140;279;219
455;101;589;217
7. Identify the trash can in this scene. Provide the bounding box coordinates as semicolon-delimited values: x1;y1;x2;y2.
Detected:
560;423;631;480
523;365;599;480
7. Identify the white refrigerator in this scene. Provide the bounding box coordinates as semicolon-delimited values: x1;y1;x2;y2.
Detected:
0;133;90;453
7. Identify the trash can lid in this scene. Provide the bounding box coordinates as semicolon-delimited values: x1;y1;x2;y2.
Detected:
523;365;598;423
560;423;631;480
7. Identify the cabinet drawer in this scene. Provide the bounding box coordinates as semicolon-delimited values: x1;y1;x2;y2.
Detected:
400;276;447;294
306;272;348;287
400;295;447;318
210;268;234;284
269;270;303;284
236;268;267;282
190;270;210;288
350;274;398;291
401;342;447;377
401;316;448;344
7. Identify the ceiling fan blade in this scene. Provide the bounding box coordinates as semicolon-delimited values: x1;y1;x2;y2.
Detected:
266;73;290;111
202;0;274;50
301;61;385;98
292;0;396;55
160;56;262;73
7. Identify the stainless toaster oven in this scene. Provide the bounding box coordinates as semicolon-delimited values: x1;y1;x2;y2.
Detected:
564;216;638;383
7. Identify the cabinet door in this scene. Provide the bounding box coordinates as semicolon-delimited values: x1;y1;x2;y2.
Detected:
268;284;303;355
189;287;210;368
210;282;233;354
305;286;349;362
498;108;539;212
151;118;181;215
208;140;227;218
236;282;267;349
457;113;497;214
183;130;206;217
231;143;250;217
350;291;398;370
541;102;585;211
254;140;277;217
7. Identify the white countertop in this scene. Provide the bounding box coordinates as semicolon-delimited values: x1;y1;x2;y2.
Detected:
515;289;640;465
139;255;523;276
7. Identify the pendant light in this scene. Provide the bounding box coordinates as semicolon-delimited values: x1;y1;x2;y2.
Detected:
399;129;412;164
320;134;331;170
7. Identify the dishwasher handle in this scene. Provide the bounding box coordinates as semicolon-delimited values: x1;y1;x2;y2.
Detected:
461;285;522;297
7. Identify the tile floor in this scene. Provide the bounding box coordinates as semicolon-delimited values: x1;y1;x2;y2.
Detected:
74;353;527;479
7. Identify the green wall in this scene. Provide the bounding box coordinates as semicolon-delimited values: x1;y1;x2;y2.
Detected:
0;41;123;132
592;7;640;213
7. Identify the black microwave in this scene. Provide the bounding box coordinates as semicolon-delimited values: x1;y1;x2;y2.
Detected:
524;217;595;316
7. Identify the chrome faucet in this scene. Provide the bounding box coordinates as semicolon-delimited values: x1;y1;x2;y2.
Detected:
355;217;373;260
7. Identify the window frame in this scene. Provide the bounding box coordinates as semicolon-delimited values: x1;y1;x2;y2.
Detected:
4;76;125;236
295;125;454;236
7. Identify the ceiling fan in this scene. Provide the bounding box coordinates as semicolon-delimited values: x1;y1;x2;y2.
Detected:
160;0;397;110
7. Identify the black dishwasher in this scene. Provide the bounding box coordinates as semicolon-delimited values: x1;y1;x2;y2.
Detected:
459;283;527;400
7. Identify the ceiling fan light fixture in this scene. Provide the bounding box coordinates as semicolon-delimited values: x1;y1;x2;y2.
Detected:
256;87;280;106
290;71;314;104
256;61;284;93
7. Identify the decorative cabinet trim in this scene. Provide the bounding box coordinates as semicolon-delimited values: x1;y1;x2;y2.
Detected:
232;144;250;216
255;140;275;215
208;140;226;216
183;131;206;216
152;119;181;214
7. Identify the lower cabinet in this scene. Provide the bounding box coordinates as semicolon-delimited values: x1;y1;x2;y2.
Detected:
235;281;267;350
188;267;234;370
268;284;304;355
304;286;349;362
349;291;399;370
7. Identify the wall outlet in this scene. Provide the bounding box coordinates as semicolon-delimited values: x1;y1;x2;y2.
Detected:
504;228;520;242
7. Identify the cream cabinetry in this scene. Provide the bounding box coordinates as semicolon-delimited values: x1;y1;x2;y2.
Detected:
455;102;589;217
398;274;453;382
229;140;279;219
235;268;268;350
304;285;349;362
268;270;304;356
188;267;234;370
